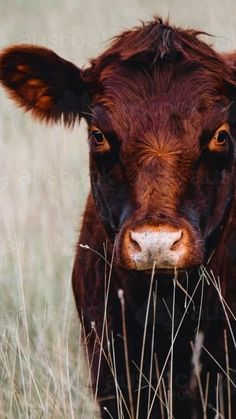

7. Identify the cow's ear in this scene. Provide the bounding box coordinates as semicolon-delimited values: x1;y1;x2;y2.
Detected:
0;45;90;125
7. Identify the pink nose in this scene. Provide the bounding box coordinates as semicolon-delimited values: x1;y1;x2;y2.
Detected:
127;227;185;270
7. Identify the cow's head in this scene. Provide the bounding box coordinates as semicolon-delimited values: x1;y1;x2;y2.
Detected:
1;18;236;271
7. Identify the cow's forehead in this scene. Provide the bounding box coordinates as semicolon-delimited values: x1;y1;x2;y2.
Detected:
92;64;229;144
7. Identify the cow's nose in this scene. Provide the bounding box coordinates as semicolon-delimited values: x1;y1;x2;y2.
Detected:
127;227;185;270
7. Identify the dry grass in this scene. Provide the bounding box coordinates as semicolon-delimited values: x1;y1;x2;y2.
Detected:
0;1;236;418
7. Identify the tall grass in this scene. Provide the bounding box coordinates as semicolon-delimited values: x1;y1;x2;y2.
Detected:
80;261;235;418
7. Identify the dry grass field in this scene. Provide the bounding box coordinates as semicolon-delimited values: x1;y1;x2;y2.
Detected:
0;1;236;417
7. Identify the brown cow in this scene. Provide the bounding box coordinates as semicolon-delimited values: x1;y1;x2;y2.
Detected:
1;17;236;419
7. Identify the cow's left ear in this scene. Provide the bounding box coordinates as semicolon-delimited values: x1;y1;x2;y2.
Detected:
0;45;90;125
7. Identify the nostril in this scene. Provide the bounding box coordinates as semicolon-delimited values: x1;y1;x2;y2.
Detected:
130;231;142;252
170;230;183;251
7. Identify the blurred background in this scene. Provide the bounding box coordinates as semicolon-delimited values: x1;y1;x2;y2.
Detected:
0;1;235;417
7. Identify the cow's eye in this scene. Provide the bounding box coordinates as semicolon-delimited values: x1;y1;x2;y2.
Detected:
92;130;105;144
214;130;230;145
209;124;230;152
90;128;110;152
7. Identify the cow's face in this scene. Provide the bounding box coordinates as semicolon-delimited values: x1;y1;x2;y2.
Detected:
1;20;236;272
88;62;236;271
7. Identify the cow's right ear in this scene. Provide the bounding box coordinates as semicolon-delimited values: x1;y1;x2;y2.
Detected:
0;45;91;125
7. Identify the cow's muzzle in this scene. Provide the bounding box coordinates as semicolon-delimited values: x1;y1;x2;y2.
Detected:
117;221;203;270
